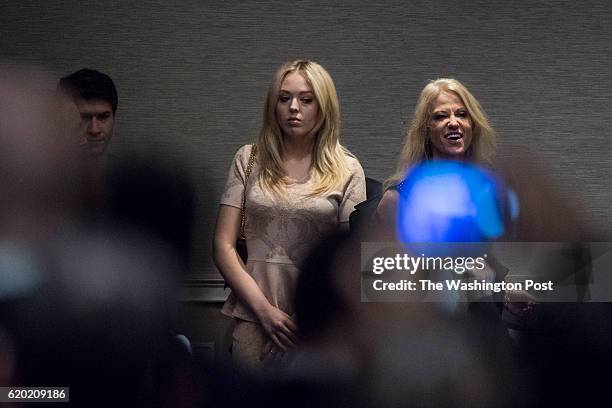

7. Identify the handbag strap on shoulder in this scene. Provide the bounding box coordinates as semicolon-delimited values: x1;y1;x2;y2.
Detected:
239;144;257;239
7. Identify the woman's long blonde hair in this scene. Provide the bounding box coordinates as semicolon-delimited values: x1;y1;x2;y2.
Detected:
384;78;496;189
256;60;351;195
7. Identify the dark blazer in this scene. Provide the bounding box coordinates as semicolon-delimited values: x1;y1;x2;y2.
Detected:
349;177;382;232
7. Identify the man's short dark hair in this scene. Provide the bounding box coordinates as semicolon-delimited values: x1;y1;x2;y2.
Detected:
58;68;118;114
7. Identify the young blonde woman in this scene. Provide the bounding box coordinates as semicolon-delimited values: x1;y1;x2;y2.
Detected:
213;60;366;369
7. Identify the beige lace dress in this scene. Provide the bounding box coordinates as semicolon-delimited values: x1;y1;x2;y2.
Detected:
219;144;366;366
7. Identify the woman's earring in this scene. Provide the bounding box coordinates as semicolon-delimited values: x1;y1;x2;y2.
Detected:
425;140;432;160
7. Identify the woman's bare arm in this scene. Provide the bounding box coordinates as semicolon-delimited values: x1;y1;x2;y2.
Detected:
212;204;298;349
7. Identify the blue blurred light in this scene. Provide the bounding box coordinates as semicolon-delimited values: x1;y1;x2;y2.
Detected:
396;161;513;244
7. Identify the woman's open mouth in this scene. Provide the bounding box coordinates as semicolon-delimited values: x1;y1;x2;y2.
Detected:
444;132;463;141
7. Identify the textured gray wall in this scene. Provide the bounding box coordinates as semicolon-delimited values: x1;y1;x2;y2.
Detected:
2;0;610;278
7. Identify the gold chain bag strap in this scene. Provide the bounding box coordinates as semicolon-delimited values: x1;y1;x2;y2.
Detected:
236;144;257;263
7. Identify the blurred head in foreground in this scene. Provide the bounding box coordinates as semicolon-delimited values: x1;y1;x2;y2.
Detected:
292;232;521;407
0;66;83;241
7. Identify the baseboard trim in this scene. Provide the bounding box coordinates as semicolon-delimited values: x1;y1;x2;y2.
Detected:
181;277;230;303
